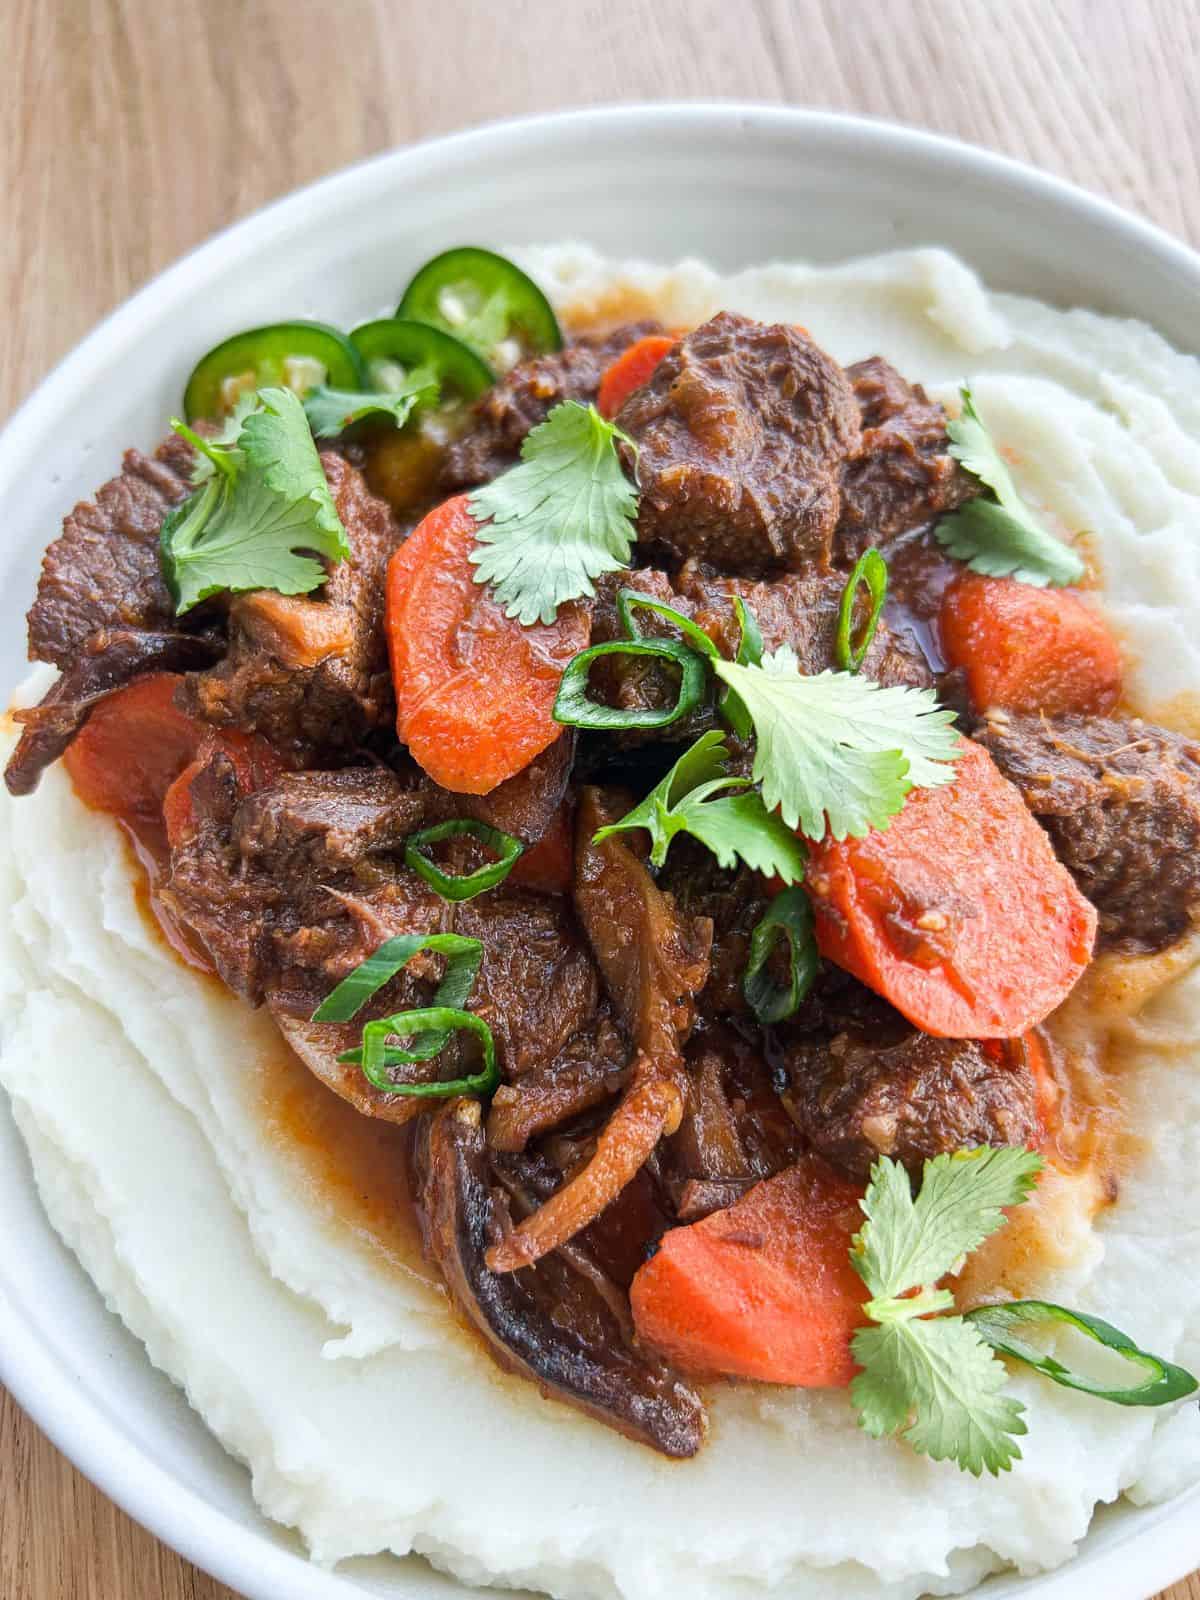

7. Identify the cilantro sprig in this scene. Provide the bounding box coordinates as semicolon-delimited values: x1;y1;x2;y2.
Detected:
937;386;1086;587
302;368;439;438
849;1147;1197;1475
592;730;807;883
850;1147;1043;1476
162;387;350;614
712;648;960;841
468;401;639;624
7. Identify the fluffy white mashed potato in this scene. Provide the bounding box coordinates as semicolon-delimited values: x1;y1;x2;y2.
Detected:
3;246;1200;1600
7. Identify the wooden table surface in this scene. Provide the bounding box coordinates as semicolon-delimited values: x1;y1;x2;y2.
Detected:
2;1;1198;1596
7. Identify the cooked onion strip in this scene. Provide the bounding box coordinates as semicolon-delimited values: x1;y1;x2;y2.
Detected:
486;1057;682;1273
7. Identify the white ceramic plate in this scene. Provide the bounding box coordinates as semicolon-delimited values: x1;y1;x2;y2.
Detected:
2;104;1198;1600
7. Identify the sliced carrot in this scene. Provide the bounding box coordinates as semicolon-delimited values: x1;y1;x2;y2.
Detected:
386;495;589;795
597;335;677;419
807;738;1097;1038
61;671;281;845
630;1155;868;1386
162;728;284;848
64;674;206;823
940;573;1122;716
505;802;574;893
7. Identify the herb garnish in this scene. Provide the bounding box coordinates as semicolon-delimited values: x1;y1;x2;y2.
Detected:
312;932;498;1099
468;401;639;624
162;387;349;614
302;369;439;438
835;548;888;673
712;650;960;841
592;730;807;882
742;887;818;1022
849;1148;1197;1476
937;386;1086;587
850;1147;1044;1475
404;819;524;901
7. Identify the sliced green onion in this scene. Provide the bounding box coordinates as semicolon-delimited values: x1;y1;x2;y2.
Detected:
311;932;482;1025
404;820;523;901
743;886;818;1024
552;638;709;730
616;588;719;658
348;1007;498;1098
965;1300;1199;1407
719;595;764;739
836;548;889;673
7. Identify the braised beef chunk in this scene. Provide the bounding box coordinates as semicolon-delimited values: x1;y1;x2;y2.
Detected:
973;712;1200;952
4;628;220;796
26;433;194;668
617;312;861;574
416;1100;705;1457
676;565;933;688
177;453;401;762
585;559;932;736
837;357;977;558
487;1010;628;1153
779;1026;1039;1181
657;842;770;1015
234;768;429;876
440;321;663;489
664;1028;801;1217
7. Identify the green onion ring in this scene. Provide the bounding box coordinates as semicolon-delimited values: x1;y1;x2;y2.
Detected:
965;1300;1198;1407
719;595;765;738
742;886;818;1024
616;588;720;657
552;638;709;730
835;548;889;673
345;1007;498;1098
404;819;523;901
311;932;482;1025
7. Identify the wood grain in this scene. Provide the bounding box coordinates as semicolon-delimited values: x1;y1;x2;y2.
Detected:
1;1;1197;1596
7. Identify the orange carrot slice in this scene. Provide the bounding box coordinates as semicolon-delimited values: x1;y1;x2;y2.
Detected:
940;572;1122;716
630;1156;868;1386
807;739;1097;1038
386;495;589;795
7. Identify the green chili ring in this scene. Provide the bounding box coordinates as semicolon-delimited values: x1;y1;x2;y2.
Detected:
836;548;889;673
346;1007;499;1099
350;317;494;403
398;246;562;365
719;594;765;739
183;321;366;421
405;820;524;901
616;589;720;658
552;638;709;730
965;1299;1199;1407
743;886;819;1024
311;932;482;1026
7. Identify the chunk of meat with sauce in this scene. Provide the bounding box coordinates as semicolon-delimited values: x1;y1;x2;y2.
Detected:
440;321;664;489
837;357;978;559
585;561;933;737
25;433;195;667
656;842;771;1015
616;312;861;574
177;453;402;763
778;1024;1039;1181
416;1099;705;1456
973;711;1200;953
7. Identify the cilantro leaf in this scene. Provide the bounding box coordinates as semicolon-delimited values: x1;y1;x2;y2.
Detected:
468;401;638;624
303;369;439;439
937;386;1085;587
852;1315;1028;1477
592;730;808;883
162;386;350;614
852;1146;1043;1303
711;648;960;841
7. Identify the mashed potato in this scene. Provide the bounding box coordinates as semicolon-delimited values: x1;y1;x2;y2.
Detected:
2;246;1200;1599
